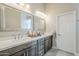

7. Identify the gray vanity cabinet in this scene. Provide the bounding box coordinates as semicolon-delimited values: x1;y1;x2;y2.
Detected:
48;36;53;49
25;41;37;56
25;45;37;56
44;36;53;53
11;41;38;56
44;37;49;53
37;38;44;56
0;35;53;56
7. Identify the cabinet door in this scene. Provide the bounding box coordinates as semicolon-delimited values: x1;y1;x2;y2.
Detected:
25;44;37;56
44;36;53;53
44;38;49;53
37;39;44;56
48;36;53;49
38;39;44;51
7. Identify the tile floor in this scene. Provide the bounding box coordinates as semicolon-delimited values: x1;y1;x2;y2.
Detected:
44;48;74;56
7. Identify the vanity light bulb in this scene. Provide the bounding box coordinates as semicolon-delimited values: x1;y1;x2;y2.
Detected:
35;11;47;19
19;3;25;7
25;4;30;9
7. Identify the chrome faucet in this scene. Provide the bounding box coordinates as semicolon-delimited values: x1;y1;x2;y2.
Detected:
18;33;23;40
18;34;20;39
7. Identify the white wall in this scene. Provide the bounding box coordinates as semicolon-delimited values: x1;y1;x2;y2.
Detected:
45;3;74;32
29;3;45;14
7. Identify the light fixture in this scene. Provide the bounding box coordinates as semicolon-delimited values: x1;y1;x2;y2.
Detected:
16;3;25;7
35;11;47;19
16;3;30;10
19;3;25;7
25;4;30;9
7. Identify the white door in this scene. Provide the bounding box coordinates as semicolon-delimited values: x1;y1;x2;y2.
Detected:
56;11;76;53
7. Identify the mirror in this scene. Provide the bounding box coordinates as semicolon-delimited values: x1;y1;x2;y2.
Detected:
0;4;33;32
34;16;45;32
3;6;21;31
0;4;45;33
20;12;33;31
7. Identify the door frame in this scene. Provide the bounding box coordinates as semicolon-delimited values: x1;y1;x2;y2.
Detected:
56;10;77;54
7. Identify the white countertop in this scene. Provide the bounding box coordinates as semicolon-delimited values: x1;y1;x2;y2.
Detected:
0;32;53;51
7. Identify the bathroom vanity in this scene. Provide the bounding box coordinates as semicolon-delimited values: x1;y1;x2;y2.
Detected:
0;33;53;56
